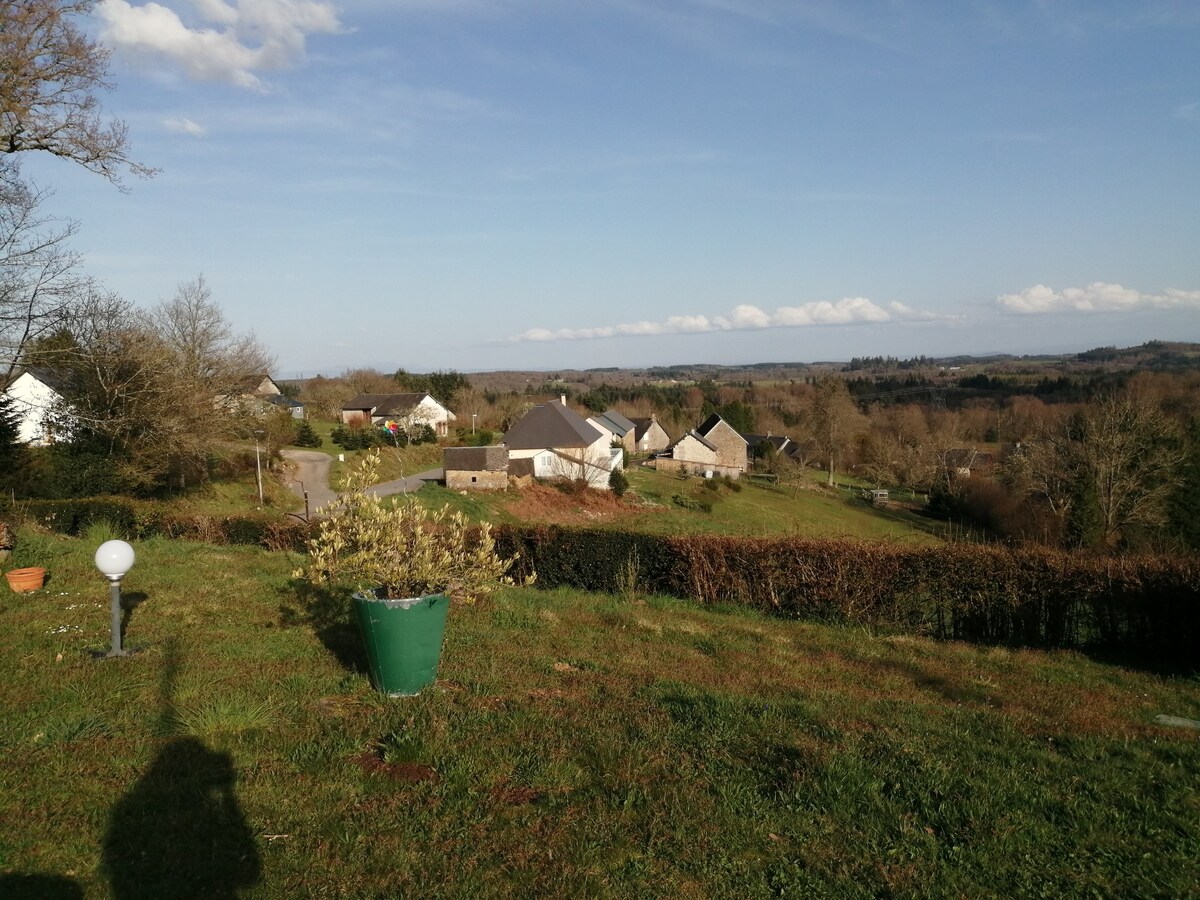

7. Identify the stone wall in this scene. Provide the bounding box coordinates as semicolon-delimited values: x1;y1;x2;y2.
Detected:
446;470;508;491
655;458;742;479
702;420;748;473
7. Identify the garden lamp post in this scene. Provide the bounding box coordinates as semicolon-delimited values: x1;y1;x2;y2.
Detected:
95;540;135;657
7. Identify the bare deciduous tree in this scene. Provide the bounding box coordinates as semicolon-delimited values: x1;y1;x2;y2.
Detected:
44;278;275;491
152;274;272;397
807;376;864;486
1004;389;1183;549
0;160;88;381
1072;390;1182;548
1;0;154;185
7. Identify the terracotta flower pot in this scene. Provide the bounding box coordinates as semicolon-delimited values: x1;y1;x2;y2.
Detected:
5;567;46;593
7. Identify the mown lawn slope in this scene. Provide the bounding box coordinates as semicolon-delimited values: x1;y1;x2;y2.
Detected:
1;531;1196;897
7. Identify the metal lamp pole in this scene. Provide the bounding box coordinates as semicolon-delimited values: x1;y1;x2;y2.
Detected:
95;540;135;657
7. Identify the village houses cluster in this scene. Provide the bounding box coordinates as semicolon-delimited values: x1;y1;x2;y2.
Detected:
3;369;828;491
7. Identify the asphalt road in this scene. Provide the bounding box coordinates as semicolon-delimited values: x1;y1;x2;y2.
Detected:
280;449;444;514
280;450;336;513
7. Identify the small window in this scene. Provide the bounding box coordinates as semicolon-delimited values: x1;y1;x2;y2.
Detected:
471;476;477;483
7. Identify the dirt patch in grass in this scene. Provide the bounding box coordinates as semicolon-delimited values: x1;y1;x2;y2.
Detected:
489;782;544;806
500;484;633;526
351;750;438;783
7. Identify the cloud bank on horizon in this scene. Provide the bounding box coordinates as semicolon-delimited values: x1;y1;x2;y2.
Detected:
511;298;955;343
511;283;1200;345
97;0;341;90
997;283;1200;315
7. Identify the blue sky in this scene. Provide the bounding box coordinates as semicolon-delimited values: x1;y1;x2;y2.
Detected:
21;0;1200;376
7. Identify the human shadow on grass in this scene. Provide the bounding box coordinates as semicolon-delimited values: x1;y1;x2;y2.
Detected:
278;579;368;674
102;637;262;899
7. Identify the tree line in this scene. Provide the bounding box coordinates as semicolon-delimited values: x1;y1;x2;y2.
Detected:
2;3;284;498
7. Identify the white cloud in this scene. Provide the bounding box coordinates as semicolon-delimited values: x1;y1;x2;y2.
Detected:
163;116;207;136
511;297;951;343
97;0;342;89
996;283;1200;315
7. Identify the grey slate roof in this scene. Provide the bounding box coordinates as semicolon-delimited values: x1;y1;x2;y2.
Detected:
743;434;792;453
342;393;429;416
13;367;70;395
443;446;508;472
503;400;604;451
592;409;636;437
630;418;655;441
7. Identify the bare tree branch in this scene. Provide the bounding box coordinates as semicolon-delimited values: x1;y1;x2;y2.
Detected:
1;0;155;187
0;159;88;382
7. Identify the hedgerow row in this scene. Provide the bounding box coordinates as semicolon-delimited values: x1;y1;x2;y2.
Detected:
495;525;1199;669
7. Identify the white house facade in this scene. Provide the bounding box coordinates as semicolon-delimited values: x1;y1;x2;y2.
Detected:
340;392;457;437
505;397;622;489
3;370;67;445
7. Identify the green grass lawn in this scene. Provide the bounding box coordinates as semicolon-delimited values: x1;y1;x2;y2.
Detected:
623;467;947;541
1;530;1197;897
403;467;946;544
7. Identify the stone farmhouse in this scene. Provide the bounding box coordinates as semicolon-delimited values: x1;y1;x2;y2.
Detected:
341;393;456;437
443;446;509;490
656;413;748;478
630;415;671;454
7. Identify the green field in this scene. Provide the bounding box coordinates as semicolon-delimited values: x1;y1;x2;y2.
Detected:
410;465;947;544
1;529;1197;897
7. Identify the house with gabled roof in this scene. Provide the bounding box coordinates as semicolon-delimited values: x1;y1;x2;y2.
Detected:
2;368;70;446
443;445;509;490
742;433;795;460
630;415;671;454
504;396;622;489
696;413;749;475
237;373;282;399
656;413;748;478
341;392;455;437
587;408;637;454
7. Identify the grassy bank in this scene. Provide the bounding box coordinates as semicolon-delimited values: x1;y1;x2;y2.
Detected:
413;466;945;543
1;531;1197;897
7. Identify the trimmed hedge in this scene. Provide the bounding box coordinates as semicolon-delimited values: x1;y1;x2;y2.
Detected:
496;526;1200;669
10;498;312;552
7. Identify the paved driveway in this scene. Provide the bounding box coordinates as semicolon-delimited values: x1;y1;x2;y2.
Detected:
280;450;337;513
281;450;444;514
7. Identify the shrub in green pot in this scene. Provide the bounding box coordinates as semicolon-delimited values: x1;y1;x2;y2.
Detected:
295;451;529;695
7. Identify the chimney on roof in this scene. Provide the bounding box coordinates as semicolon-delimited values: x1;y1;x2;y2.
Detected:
560;394;566;406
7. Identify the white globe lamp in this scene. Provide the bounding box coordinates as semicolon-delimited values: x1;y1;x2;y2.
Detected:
95;540;136;656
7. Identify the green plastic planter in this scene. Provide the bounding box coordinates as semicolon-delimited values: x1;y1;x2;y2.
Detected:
352;591;450;697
